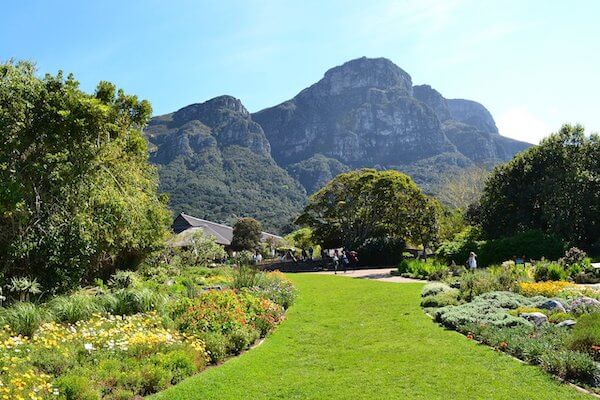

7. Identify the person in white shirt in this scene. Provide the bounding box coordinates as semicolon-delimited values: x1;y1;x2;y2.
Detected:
467;252;477;270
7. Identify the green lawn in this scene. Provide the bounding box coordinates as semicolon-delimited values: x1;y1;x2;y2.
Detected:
151;274;591;399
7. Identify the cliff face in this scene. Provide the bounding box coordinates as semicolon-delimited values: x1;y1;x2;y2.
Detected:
253;57;530;192
146;57;532;230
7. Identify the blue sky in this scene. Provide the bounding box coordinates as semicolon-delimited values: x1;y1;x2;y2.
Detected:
2;0;599;143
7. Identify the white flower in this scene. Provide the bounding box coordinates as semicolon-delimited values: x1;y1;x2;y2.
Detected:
84;343;94;352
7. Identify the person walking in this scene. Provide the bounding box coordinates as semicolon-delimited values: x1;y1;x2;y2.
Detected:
467;251;477;270
333;250;339;274
308;247;314;260
341;251;349;273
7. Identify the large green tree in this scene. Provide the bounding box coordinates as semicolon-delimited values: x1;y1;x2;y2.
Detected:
230;217;262;251
0;61;171;292
296;169;439;254
478;124;599;251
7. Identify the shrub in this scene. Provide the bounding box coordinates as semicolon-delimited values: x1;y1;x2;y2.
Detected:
0;302;48;337
534;261;568;282
227;326;261;354
438;230;565;268
548;312;575;324
518;281;575;297
110;288;167;315
198;332;229;363
397;258;449;281
421;290;460;308
457;268;527;301
108;270;138;289
433;295;534;330
231;264;262;290
55;374;100;400
176;290;248;335
569;313;600;360
421;282;453;298
561;247;587;268
49;293;104;324
250;271;296;309
540;350;599;384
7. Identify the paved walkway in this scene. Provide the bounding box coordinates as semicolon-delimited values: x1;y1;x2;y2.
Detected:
313;267;424;283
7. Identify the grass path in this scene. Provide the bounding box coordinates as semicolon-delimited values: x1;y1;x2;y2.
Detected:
151;274;591;399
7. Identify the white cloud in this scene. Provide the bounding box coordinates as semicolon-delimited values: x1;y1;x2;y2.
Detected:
496;107;552;144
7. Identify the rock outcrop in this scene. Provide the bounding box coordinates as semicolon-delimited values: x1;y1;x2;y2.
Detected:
253;57;530;193
146;96;306;232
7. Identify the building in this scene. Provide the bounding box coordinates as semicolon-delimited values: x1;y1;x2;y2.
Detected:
169;213;283;249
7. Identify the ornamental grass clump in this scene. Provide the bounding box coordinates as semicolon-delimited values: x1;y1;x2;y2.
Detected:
569;313;600;360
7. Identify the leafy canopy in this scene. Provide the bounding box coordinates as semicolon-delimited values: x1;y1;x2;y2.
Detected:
231;217;262;251
0;61;171;292
296;169;439;251
477;124;599;252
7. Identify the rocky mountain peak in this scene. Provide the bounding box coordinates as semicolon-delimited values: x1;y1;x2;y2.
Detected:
447;99;498;134
319;57;413;95
172;95;249;126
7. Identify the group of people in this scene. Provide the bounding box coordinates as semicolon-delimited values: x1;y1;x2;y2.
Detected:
328;249;358;274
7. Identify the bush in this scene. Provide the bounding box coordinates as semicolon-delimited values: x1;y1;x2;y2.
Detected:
227;326;261;354
508;306;545;317
421;290;460;308
540;350;599;384
421;282;453;298
457;267;528;301
357;237;406;266
0;302;48;337
49;293;104;324
55;374;100;400
534;261;568;282
231;264;262;290
397;258;449;281
109;288;167;315
548;312;575;324
569;313;600;360
176;290;248;335
433;293;535;330
250;271;296;309
438;230;565;268
198;332;229;363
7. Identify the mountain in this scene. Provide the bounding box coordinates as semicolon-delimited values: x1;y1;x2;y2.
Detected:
253;57;530;192
145;96;306;233
146;57;531;232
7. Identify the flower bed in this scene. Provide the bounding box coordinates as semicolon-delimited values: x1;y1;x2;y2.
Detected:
422;263;600;393
0;264;296;399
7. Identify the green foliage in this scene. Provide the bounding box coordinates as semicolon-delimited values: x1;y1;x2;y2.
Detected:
7;277;42;302
534;261;568;282
421;282;454;298
478;124;600;252
284;227;315;250
420;290;460;308
49;293;104;323
109;288;167;316
569;313;600;360
0;302;48;337
0;61;171;293
397;258;449;280
55;374;100;400
197;332;229;363
438;229;565;267
297;169;439;261
231;217;262;251
177;231;226;267
540;350;599;384
227;326;261;355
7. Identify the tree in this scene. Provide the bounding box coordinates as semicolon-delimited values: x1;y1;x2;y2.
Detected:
230;217;262;251
185;230;226;266
296;169;439;260
284;227;315;250
477;124;600;252
437;166;490;209
0;61;171;292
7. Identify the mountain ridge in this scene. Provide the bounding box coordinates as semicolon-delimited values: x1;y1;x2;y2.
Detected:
146;57;531;232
